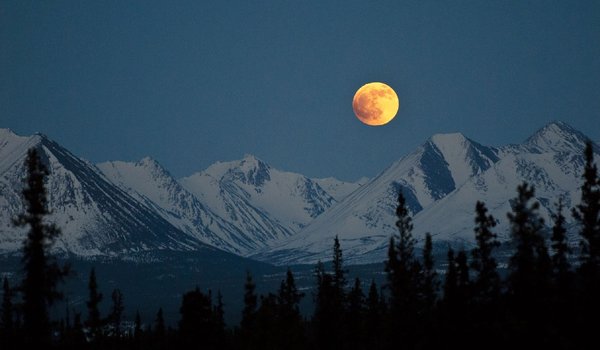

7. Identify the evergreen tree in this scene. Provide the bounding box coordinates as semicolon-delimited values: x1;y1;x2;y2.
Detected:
255;293;279;349
179;288;217;348
109;288;124;337
507;183;551;302
365;280;383;350
471;201;501;303
277;269;304;349
572;141;600;274
214;290;225;336
551;198;572;296
86;267;103;340
385;191;421;345
312;260;338;350
332;235;347;292
346;278;365;350
13;148;69;344
240;272;258;349
421;233;438;310
455;249;471;305
442;247;458;303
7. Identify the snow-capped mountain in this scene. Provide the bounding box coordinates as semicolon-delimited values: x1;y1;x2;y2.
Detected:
413;121;599;246
180;155;337;243
313;177;368;202
0;129;205;256
1;121;597;266
256;122;597;265
97;158;253;254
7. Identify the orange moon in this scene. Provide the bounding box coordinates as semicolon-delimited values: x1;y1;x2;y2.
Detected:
352;82;399;126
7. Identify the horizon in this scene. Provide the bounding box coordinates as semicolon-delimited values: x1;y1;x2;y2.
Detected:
1;119;595;182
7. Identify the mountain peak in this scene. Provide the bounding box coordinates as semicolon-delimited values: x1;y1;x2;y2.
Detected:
429;132;468;147
137;156;160;167
525;120;588;153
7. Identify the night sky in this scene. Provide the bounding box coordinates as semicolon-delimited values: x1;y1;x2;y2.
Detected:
2;1;599;181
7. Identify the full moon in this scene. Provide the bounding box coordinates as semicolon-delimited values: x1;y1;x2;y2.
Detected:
352;82;399;126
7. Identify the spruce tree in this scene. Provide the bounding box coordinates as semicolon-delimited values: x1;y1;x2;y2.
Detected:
551;198;572;297
507;183;551;302
443;248;458;304
332;235;347;292
109;288;124;337
572;139;600;335
346;278;365;350
313;259;338;350
572;141;600;273
240;272;258;349
86;267;103;340
276;269;304;349
179;288;216;348
214;290;225;334
471;201;501;303
13;148;69;344
365;280;383;350
421;233;438;309
455;249;471;305
385;191;421;347
385;192;420;309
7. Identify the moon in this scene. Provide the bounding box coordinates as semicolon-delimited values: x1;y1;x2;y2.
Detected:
352;82;399;126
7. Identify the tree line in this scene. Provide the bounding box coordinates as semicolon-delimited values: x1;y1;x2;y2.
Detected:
1;143;599;349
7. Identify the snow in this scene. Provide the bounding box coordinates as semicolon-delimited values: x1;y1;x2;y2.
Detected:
1;121;597;265
256;122;595;265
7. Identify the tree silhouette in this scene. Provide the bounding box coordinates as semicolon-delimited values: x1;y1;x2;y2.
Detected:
572;141;600;274
13;148;69;344
364;280;384;350
346;278;365;350
240;272;258;349
109;288;124;337
507;183;551;302
385;191;422;347
471;201;501;303
277;269;304;349
86;267;103;340
421;233;438;310
179;287;218;349
551;198;572;297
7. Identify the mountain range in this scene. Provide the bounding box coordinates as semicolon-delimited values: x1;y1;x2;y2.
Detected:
0;121;598;265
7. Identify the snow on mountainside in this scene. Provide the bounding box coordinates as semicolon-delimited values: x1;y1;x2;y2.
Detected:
253;133;501;264
255;122;599;265
1;121;597;266
97;158;251;254
413;121;600;246
0;129;205;256
313;177;368;201
180;155;337;240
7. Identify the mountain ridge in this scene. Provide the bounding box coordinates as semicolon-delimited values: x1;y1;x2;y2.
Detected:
1;122;598;266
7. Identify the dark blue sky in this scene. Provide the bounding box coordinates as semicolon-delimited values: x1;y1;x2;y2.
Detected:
2;1;599;181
